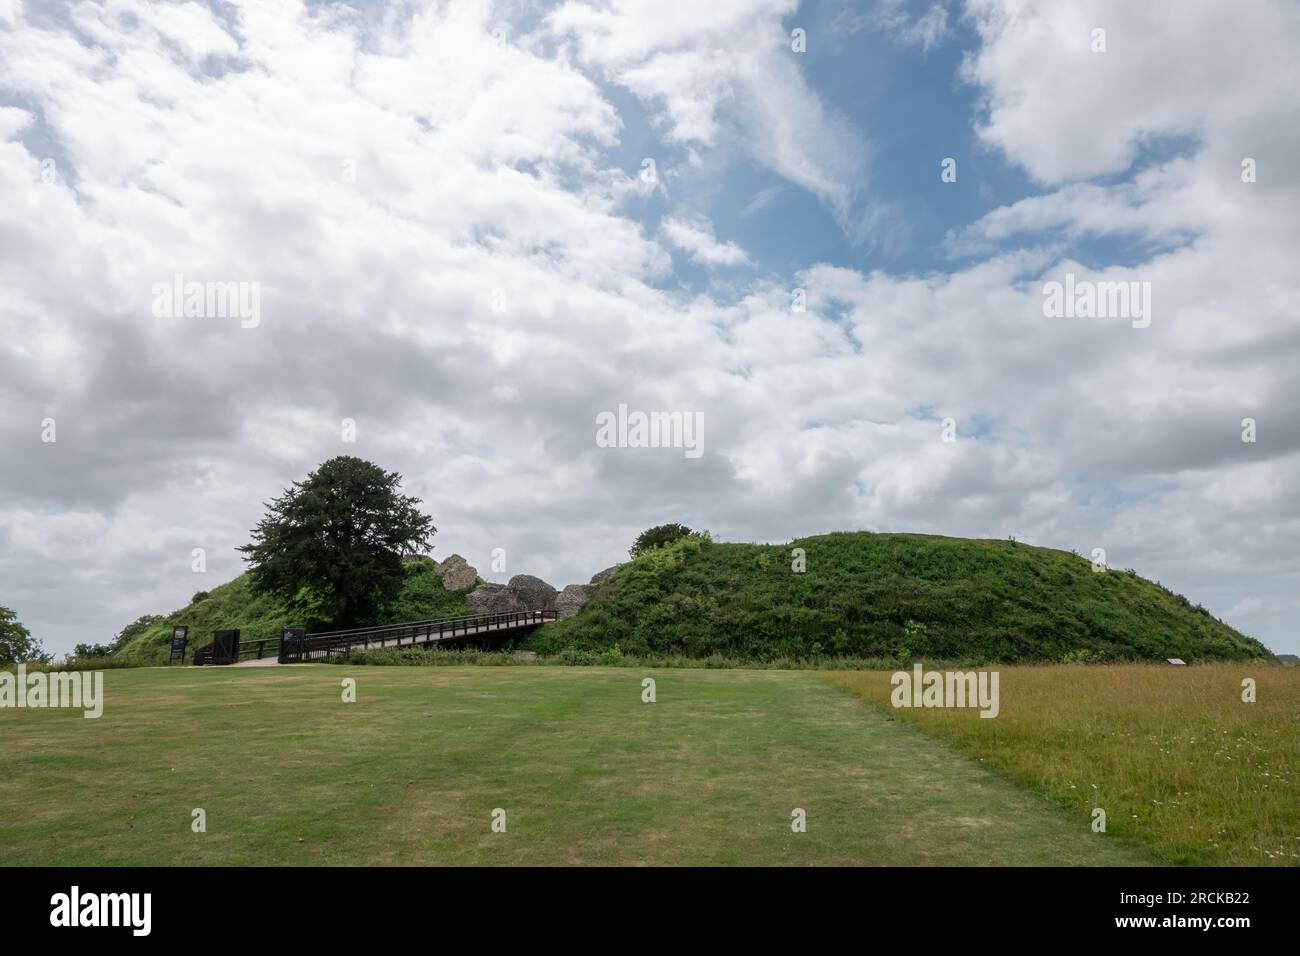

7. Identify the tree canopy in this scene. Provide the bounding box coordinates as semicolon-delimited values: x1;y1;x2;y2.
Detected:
238;457;436;629
0;606;48;665
629;523;697;558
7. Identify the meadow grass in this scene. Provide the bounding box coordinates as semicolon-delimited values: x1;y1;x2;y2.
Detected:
0;666;1152;866
824;664;1300;866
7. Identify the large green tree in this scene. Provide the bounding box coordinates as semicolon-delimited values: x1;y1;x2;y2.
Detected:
238;457;436;629
0;606;48;665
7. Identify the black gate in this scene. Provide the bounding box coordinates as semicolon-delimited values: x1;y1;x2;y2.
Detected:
210;629;240;665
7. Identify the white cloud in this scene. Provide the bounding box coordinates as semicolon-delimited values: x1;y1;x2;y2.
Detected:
872;1;951;50
661;215;751;266
961;0;1300;185
827;1;952;54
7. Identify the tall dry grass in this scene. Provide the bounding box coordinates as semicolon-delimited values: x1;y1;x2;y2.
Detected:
825;664;1299;866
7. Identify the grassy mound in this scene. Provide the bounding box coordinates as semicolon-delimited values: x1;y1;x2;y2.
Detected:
117;558;471;664
528;532;1272;663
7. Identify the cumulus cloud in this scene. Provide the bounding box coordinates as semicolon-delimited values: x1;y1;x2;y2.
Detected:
961;0;1300;185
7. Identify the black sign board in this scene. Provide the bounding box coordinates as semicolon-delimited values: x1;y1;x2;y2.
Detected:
169;626;189;664
279;627;306;664
211;629;240;665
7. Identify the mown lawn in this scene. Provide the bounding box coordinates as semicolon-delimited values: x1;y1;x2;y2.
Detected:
0;666;1150;866
825;664;1300;866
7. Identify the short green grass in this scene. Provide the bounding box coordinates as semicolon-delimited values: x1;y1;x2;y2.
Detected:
0;666;1151;866
826;664;1300;866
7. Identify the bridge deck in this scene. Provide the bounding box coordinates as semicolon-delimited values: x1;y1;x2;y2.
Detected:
276;610;556;664
199;610;558;666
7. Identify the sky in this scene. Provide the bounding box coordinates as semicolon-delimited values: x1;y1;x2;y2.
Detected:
1;0;1297;658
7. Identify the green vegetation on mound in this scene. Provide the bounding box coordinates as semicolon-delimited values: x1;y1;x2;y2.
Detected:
116;559;470;664
528;532;1271;663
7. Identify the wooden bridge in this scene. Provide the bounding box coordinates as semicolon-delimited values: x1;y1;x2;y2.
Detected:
191;610;557;665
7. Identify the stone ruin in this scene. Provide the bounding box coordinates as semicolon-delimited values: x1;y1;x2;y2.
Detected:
429;555;623;620
432;553;479;591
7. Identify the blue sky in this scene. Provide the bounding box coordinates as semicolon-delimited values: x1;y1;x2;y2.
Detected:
629;2;1006;283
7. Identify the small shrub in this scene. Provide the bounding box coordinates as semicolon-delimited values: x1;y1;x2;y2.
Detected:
629;523;703;558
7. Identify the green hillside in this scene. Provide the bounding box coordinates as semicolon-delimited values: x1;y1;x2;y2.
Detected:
527;532;1272;664
117;559;471;663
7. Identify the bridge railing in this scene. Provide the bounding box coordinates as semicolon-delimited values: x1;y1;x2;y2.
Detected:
192;636;278;666
237;637;281;662
283;610;557;663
